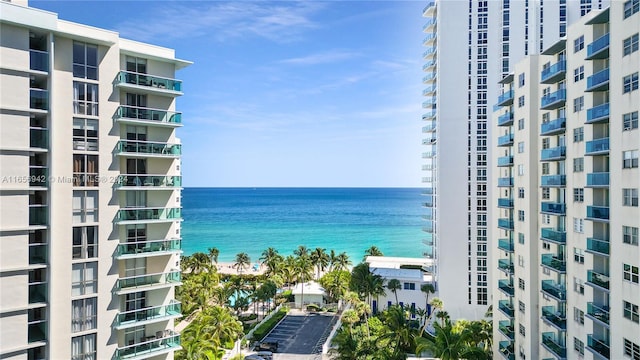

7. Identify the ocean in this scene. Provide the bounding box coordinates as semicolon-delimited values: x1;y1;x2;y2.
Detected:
181;187;425;263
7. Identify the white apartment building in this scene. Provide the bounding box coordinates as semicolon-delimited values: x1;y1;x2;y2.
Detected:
0;1;190;359
422;0;608;321
492;2;640;359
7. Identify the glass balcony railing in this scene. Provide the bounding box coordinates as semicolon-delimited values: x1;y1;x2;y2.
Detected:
422;0;435;14
422;151;436;158
498;320;515;340
498;218;514;230
496;90;514;107
542;332;567;359
28;283;47;304
30;89;48;110
116;71;182;93
28;321;47;343
540;88;566;110
498;279;514;296
585;138;609;155
542;306;567;330
498;177;513;187
422;48;436;59
423;33;436;44
116;239;181;257
29;244;48;265
116;106;182;125
116;207;182;223
497;111;514;126
497;156;513;167
541;280;566;301
114;331;180;360
541;202;566;215
541;254;566;273
422;84;437;95
540;175;566;187
116;270;181;290
422;72;436;83
586;302;610;325
586;68;610;92
498;238;514;252
498;259;514;274
541;60;566;83
586;33;610;59
29;50;48;72
498;300;514;318
586;270;610;290
115;175;182;188
423;195;433;208
541;228;566;244
586;103;609;123
499;341;515;360
30;128;48;149
114;301;181;327
29;167;48;187
422;111;436;121
29;206;47;226
540;146;566;161
497;133;514;146
498;198;514;208
540;118;566;136
116;140;182;156
586;172;609;187
423;220;433;233
587;334;610;359
586;206;609;221
586;238;610;256
422;121;436;133
422;18;436;31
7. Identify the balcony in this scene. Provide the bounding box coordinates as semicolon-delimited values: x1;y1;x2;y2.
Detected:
116;140;182;157
28;283;47;304
541;280;566;302
586;172;609;188
586;68;610;92
586;270;610;291
541;254;566;273
498;341;515;360
540;88;566;110
30;49;48;72
497;177;513;187
422;0;435;15
540;146;566;161
115;175;182;189
29;206;47;226
497;133;514;147
423;195;433;207
540;175;566;188
498;300;514;318
586;103;609;124
541;228;566;244
422;111;436;120
498;279;514;296
422;18;436;32
422;151;436;158
116;207;182;224
116;106;182;126
422;84;436;96
116;71;183;96
540;118;566;136
586;303;610;326
423;220;434;233
542;332;567;359
114;301;181;329
498;320;514;340
422;48;436;60
497;156;513;167
114;330;181;360
586;33;610;60
496;90;514;107
585;138;609;156
541;60;567;84
116;270;181;292
587;334;610;359
498;198;514;209
498;238;514;253
29;244;47;265
29;167;48;187
585;237;609;257
541;202;566;215
422;97;436;108
497;111;514;126
30;128;48;149
498;218;514;230
586;206;609;222
542;306;567;331
498;259;514;275
30;89;48;111
116;239;181;259
423;33;436;45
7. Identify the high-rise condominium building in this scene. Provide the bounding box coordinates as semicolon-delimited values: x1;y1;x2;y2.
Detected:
422;0;608;320
492;2;639;359
0;1;190;359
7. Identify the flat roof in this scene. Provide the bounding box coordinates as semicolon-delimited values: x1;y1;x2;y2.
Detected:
366;256;433;268
372;267;424;281
291;281;325;296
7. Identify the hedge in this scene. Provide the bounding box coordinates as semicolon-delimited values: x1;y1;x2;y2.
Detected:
251;307;288;341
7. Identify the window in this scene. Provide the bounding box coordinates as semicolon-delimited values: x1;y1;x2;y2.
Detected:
624;300;639;323
574;35;584;52
518;210;525;221
72;226;97;259
72;42;98;80
573;127;584;142
624;33;639;56
623;188;639;207
518;96;525;107
518;118;525;130
518;188;525;198
518;301;525;313
542;242;551;250
518;141;525;153
623;150;639;168
518;164;525;176
73;155;98;187
573;96;584;112
71;333;96;360
624;226;639;245
624;0;640;19
72;262;97;296
73;118;98;151
574;337;585;356
518;233;525;244
574;66;584;82
519;73;525;87
573;157;584;172
126;56;147;74
625;264;640;283
518;254;524;267
403;282;416;290
542;163;550;175
542;214;551;225
574;307;585;324
624;338;640;359
624;112;639;130
624;72;639;93
519;324;525;336
573;218;584;233
573;188;584;202
542;188;550;200
518;278;525;290
73;82;98;116
574;278;585;295
72;190;98;223
71;297;97;332
574;247;585;264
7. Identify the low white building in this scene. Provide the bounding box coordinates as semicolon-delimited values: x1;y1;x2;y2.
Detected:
292;281;326;308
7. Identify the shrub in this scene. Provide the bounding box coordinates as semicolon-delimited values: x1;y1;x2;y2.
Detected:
251;307;288;341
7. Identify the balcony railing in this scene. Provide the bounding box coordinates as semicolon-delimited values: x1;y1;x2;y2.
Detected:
116;207;182;223
541;280;566;301
498;320;515;340
422;48;436;60
586;303;610;325
30;49;49;72
30;89;48;110
29;167;48;187
116;270;181;290
498;198;514;208
499;341;515;360
541;254;566;273
587;334;610;359
496;90;514;107
423;195;433;207
422;111;436;120
586;237;609;256
116;239;181;257
498;279;514;296
497;111;514;126
586;206;609;221
29;206;47;226
28;283;47;304
422;84;436;96
30;128;48;149
497;133;514;147
586;270;610;290
422;18;436;31
498;259;514;275
115;175;182;188
542;332;567;359
540;118;566;136
540;175;566;187
423;33;436;44
541;89;566;110
541;60;566;84
116;106;182;125
586;103;609;124
541;228;566;244
115;330;181;360
497;156;513;167
586;68;610;92
497;177;513;187
540;146;566;161
498;300;514;318
585;138;609;155
498;238;514;252
541;202;566;215
116;140;182;157
586;172;609;187
498;218;514;230
541;306;567;330
586;33;610;60
116;71;182;93
114;301;181;327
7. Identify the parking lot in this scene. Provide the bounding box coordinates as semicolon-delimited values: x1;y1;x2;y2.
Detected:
262;310;336;360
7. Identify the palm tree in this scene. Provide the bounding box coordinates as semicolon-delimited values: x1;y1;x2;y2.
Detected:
260;247;281;275
207;247;220;265
233;252;250;274
421;283;436;315
294;245;309;258
378;305;418;359
310;247;329;279
295;255;314;309
334;252;352;271
328;249;338;272
386;279;402;304
415;318;487;360
363;245;384;261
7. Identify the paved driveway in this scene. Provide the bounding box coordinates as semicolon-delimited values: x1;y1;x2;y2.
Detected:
262;310;336;360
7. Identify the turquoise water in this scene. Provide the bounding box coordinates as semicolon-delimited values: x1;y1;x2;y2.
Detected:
181;188;424;263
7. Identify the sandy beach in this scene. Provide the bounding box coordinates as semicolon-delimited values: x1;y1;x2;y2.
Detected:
215;261;267;275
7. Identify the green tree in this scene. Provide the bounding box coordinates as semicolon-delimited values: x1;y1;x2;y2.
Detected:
319;269;351;302
260;247;282;276
233;252;250;274
207;247;220;264
378;305;418;359
310;247;329;279
415;318;487;360
294;245;309;258
386;279;402;305
363;245;384;261
335;252;352;271
421;283;435;312
295;255;314;309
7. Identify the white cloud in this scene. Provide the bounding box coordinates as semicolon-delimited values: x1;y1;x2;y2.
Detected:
278;50;361;65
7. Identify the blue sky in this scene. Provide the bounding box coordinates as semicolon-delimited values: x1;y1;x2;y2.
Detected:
33;1;426;187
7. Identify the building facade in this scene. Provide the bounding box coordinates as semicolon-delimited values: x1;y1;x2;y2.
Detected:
422;0;608;321
492;2;640;359
0;1;190;359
